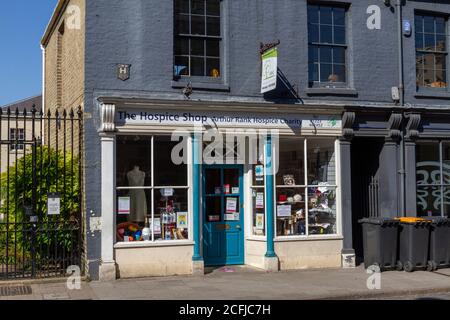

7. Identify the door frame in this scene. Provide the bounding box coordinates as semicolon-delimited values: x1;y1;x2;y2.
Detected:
202;164;245;266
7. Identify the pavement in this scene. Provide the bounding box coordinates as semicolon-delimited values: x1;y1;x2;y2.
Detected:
1;265;450;300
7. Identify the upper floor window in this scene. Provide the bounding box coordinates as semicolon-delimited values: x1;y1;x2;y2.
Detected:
9;128;25;151
174;0;221;78
415;13;448;89
307;4;347;87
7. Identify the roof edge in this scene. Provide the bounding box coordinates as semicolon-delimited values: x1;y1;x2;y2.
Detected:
41;0;70;47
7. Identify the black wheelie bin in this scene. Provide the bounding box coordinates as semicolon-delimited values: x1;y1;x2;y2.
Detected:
359;218;400;271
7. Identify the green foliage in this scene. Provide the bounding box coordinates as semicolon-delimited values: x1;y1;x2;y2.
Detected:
0;146;80;263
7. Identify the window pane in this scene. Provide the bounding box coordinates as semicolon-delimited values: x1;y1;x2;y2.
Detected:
174;56;189;76
191;15;205;35
333;47;345;64
436;17;446;34
252;188;266;236
206;0;220;16
415;33;424;50
206;58;220;77
334;26;345;45
422;53;434;70
417;186;442;217
276;139;305;186
424;33;435;50
424;15;435;33
154;136;188;186
435;69;446;87
205;196;222;222
190;38;204;56
206;17;220;36
444;188;450;217
308;5;319;24
309;45;318;63
309;63;319;83
116;189;151;240
333;7;345;26
175;37;189;55
205;168;221;194
191;56;205;76
333;64;346;82
175;0;189;14
319;46;332;63
308;186;337;235
308;24;319;43
320;63;332;82
191;0;205;15
416;67;424;87
206;39;220;57
415;15;424;33
175;14;190;34
116;136;152;187
307;139;336;185
276;188;306;236
423;68;434;87
436;35;446;51
320;6;332;25
320;25;333;43
443;143;450;185
154;189;189;240
416;142;440;185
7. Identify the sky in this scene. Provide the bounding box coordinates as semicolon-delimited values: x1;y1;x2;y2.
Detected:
0;1;57;106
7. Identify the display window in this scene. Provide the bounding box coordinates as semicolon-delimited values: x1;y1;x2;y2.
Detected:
116;135;189;243
416;141;450;217
275;138;337;237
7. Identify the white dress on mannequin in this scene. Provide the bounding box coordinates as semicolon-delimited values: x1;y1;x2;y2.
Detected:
127;166;147;223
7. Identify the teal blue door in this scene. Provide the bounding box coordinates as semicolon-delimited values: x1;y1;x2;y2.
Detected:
203;165;244;266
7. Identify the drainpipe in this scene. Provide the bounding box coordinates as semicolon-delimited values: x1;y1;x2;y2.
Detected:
396;0;406;217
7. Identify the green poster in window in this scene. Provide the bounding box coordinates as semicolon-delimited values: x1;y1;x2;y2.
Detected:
261;47;278;93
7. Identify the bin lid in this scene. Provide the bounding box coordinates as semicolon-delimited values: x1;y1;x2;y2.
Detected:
395;217;432;224
358;218;399;225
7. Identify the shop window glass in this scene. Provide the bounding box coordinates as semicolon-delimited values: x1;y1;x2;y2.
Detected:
116;135;189;243
275;138;337;237
174;0;222;78
416;141;450;217
251;139;266;236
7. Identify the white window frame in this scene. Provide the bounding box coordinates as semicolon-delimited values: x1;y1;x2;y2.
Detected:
114;134;193;246
274;137;341;241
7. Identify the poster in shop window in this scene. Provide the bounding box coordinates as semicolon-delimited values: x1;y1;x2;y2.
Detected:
277;205;292;217
118;197;131;215
256;193;264;209
256;214;265;230
177;212;188;229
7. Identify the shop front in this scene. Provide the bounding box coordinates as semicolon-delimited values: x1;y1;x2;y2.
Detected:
97;100;345;279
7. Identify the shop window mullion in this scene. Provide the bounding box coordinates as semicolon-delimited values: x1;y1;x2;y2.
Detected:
305;139;310;237
151;135;155;242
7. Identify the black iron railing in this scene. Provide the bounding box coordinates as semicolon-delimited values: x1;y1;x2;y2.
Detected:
0;105;83;280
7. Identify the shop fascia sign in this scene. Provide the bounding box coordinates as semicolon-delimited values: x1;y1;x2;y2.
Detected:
116;110;341;129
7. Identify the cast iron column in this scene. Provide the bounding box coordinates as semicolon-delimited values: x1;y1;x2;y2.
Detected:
192;132;203;262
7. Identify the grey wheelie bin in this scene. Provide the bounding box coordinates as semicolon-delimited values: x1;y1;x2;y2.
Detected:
428;217;450;271
397;218;432;272
359;218;400;271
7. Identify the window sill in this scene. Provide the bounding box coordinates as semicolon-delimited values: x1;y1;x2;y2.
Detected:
305;87;358;97
275;235;343;242
114;240;194;249
246;236;267;242
415;88;450;99
171;80;230;92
